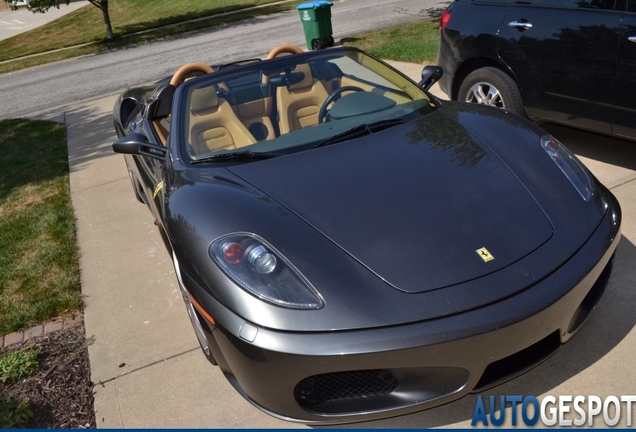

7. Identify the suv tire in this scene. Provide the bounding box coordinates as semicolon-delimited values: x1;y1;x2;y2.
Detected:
458;67;524;117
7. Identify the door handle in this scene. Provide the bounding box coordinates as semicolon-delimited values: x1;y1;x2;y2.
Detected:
508;21;533;30
629;36;636;43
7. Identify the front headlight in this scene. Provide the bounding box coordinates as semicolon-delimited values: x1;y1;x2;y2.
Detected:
541;135;594;201
209;233;324;309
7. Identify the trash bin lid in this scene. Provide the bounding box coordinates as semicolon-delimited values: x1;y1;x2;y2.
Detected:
297;1;333;9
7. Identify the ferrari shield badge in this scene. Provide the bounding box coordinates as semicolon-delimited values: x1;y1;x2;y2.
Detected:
476;247;494;262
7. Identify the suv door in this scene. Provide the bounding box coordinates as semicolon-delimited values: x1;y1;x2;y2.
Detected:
613;8;636;139
497;0;622;135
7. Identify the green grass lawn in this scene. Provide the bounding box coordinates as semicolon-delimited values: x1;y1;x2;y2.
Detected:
0;119;82;336
342;19;440;65
0;346;41;427
0;0;305;73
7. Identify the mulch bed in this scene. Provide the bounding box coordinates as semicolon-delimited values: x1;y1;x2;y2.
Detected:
0;316;96;428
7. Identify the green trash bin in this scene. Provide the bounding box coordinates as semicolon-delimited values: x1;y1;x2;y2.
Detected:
297;1;334;50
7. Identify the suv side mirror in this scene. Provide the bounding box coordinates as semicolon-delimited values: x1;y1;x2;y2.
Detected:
113;133;167;161
419;66;443;91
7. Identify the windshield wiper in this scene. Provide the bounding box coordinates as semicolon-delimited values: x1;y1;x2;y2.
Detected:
191;151;282;164
313;118;406;149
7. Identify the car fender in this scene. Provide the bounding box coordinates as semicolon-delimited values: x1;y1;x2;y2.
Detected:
439;101;611;243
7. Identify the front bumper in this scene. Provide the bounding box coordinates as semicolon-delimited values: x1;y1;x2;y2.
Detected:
183;192;621;424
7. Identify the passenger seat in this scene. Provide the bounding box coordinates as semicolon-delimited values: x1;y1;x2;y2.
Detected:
188;87;256;155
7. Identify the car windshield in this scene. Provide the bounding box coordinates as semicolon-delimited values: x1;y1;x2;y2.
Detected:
177;47;436;163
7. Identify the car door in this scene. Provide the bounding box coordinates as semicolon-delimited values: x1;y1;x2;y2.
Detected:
612;7;636;139
497;0;622;134
128;118;168;225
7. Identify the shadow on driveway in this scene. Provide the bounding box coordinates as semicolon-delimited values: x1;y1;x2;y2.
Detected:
65;102;118;174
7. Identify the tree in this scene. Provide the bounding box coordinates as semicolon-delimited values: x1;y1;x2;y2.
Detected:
6;0;114;41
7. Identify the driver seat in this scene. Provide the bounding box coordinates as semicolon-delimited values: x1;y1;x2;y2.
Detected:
189;87;256;155
276;63;330;134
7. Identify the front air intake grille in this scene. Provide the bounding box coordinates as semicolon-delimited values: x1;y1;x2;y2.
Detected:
567;254;614;334
295;369;398;407
473;330;560;392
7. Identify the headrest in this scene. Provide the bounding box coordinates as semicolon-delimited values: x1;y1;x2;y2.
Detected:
288;64;314;91
190;86;219;115
311;60;342;81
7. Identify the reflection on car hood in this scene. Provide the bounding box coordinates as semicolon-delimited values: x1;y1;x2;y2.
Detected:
228;112;553;293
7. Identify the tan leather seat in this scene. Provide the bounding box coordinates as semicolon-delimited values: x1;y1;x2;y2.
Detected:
276;63;330;135
189;87;256;155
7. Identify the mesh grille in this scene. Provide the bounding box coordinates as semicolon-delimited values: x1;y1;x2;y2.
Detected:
295;369;398;407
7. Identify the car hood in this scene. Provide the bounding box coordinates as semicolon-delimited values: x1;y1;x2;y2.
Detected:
227;112;553;294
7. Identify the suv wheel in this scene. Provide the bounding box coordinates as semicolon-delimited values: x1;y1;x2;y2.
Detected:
458;67;524;116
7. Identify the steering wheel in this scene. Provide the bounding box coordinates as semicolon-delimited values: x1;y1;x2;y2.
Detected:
318;86;365;123
266;44;304;59
169;62;214;86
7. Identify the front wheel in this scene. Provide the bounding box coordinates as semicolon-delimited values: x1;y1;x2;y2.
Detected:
181;289;217;365
458;67;524;117
173;251;217;365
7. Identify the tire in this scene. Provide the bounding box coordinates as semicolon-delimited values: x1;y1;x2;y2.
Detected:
311;39;322;50
458;67;524;117
183;293;218;366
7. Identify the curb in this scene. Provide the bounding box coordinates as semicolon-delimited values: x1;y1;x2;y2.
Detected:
0;313;83;350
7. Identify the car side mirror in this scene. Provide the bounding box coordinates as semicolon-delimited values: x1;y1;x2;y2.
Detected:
418;66;443;91
113;133;167;161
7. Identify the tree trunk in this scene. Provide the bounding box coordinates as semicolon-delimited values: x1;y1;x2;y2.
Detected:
100;0;114;41
89;0;114;41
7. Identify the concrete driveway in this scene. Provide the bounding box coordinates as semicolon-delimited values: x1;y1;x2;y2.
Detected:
34;65;636;427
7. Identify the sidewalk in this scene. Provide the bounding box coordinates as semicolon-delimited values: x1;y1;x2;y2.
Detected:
0;1;89;41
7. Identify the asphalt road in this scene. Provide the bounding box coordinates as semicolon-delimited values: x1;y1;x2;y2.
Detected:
0;0;445;120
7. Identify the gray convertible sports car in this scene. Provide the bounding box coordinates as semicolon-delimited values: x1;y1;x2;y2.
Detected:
112;44;621;424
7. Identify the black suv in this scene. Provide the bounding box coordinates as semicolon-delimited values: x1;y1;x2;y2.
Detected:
436;0;636;140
